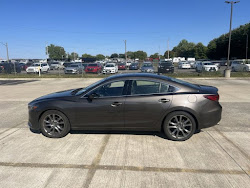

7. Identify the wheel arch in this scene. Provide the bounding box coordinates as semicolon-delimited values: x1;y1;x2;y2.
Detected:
38;108;72;129
160;108;199;131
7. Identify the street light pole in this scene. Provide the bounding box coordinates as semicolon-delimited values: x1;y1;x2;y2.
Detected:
224;1;240;78
124;40;127;64
246;34;248;60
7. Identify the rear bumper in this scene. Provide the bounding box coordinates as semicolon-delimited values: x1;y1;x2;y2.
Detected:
198;103;222;129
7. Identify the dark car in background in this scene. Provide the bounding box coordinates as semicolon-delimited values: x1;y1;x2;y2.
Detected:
158;61;174;73
0;62;21;74
140;62;154;73
118;62;126;70
129;63;139;70
28;73;222;141
84;63;102;73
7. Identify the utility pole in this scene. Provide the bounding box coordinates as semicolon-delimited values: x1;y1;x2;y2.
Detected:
167;40;170;59
124;40;127;64
246;34;248;60
46;42;49;60
224;1;240;78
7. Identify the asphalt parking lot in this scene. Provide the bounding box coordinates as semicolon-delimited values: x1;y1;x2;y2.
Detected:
0;78;249;188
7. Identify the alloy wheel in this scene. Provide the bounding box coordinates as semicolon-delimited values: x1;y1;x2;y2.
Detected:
167;115;193;139
43;114;65;136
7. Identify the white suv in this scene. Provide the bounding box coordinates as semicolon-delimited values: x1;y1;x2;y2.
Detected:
231;60;250;72
103;63;118;74
196;61;218;72
26;63;50;73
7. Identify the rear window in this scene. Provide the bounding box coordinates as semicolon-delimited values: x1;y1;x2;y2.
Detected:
106;64;114;67
168;77;200;90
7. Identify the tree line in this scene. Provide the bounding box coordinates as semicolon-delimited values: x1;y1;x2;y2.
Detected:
47;23;249;61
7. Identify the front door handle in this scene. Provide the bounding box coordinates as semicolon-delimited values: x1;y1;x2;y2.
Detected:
111;102;122;107
158;98;170;103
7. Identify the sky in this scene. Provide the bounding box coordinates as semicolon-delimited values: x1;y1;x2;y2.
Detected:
0;0;249;59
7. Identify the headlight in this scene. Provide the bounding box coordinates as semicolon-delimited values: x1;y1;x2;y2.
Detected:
28;104;38;110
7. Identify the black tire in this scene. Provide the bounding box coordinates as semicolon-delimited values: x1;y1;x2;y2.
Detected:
40;110;70;138
243;67;247;72
163;111;196;141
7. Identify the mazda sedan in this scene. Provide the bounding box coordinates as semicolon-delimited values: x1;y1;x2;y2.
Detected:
28;73;222;141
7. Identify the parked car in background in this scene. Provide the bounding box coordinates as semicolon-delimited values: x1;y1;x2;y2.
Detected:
64;63;83;74
28;73;222;141
158;61;174;73
0;62;21;74
85;63;102;74
141;62;154;73
188;61;196;68
118;62;126;70
63;62;74;68
103;63;118;74
178;61;191;69
50;62;64;70
196;61;218;72
129;63;139;70
231;60;250;72
126;61;132;67
211;61;221;69
19;63;27;71
26;63;50;74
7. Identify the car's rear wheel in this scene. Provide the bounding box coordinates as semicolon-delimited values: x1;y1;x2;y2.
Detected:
40;110;70;138
163;111;196;141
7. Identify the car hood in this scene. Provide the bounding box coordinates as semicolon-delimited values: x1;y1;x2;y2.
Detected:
31;89;75;102
141;67;153;70
104;67;115;69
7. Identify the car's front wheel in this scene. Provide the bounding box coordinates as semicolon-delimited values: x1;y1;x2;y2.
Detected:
40;110;70;138
163;111;196;141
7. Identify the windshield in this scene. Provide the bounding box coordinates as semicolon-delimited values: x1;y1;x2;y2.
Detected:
106;64;114;67
142;64;152;67
52;62;59;65
204;63;214;65
160;63;172;66
69;64;79;67
32;63;40;66
88;64;97;66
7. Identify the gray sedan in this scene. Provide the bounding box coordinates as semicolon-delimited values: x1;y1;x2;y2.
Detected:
141;63;154;73
64;63;83;74
28;73;222;141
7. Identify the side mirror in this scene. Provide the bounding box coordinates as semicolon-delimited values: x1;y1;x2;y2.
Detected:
87;93;99;101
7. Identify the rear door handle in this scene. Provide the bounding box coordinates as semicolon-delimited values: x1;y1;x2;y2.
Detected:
158;98;170;103
111;102;122;107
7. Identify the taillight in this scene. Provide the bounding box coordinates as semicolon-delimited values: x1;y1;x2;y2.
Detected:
204;95;219;102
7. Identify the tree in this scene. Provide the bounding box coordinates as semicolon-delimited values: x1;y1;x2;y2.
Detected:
150;53;159;59
48;44;66;60
96;54;105;60
110;53;118;58
164;50;175;58
172;39;196;58
119;54;125;58
134;51;147;60
68;52;79;61
194;43;207;59
207;40;217;59
127;51;135;59
82;53;94;58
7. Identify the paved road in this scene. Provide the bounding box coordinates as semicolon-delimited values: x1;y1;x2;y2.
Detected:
0;78;249;188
